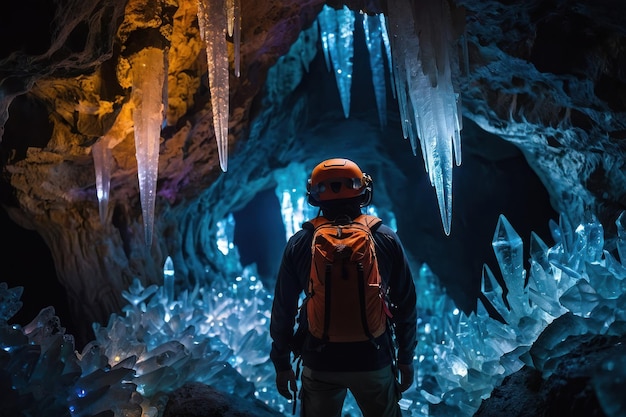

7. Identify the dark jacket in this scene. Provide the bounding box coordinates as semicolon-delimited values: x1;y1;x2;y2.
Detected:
270;211;417;373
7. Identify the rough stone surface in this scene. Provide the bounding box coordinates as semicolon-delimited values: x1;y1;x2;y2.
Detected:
162;382;284;417
474;333;626;417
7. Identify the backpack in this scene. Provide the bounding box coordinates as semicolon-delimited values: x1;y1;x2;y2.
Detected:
302;213;392;343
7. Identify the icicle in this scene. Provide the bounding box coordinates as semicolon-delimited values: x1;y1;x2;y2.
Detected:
226;0;241;77
317;8;332;72
362;14;387;128
198;0;230;172
233;0;241;77
387;0;419;153
387;0;463;236
226;0;234;36
379;14;396;100
130;47;166;246
317;5;355;118
92;137;112;225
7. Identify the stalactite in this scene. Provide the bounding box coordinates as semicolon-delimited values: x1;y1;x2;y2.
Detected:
92;137;112;225
198;0;230;172
363;13;389;128
228;0;242;77
317;5;355;119
130;47;167;246
387;0;463;236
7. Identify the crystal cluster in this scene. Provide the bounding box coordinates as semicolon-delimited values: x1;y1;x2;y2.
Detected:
401;212;626;416
0;265;273;416
2;210;625;416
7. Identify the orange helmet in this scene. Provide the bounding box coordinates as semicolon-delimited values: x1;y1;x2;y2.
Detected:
307;158;373;206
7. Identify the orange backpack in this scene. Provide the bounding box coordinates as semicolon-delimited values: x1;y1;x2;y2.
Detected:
304;214;391;343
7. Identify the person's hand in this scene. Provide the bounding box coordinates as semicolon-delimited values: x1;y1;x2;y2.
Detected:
397;363;414;392
276;368;298;400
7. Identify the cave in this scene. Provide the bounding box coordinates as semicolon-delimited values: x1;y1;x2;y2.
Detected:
1;0;625;416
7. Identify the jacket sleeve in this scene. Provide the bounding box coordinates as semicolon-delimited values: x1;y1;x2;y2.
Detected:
376;225;418;365
269;230;310;372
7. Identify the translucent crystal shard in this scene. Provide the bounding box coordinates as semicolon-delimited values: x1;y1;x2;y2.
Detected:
586;260;622;300
559;279;600;317
226;0;242;77
68;367;137;416
481;264;509;323
617;211;626;264
379;15;395;99
362;14;387;128
528;232;566;318
547;214;583;279
130;47;166;246
121;278;159;307
22;306;65;345
568;212;605;268
233;0;241;77
557;214;576;255
318;11;332;72
317;5;355;118
92;137;112;225
529;231;551;271
0;282;23;321
492;215;530;317
198;0;230;172
163;256;175;279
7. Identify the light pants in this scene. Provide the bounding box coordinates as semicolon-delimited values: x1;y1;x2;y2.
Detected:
300;365;401;417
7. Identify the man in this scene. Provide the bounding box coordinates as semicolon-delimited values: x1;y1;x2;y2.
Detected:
270;157;418;417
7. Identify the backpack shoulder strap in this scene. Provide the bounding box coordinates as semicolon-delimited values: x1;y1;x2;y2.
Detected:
304;216;332;230
353;214;383;232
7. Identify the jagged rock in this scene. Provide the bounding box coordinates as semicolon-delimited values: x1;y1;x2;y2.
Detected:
162;382;284;417
474;333;626;417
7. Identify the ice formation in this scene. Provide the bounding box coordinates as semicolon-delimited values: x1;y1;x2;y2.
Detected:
130;48;167;246
387;0;462;236
227;0;242;77
273;163;318;241
216;213;236;256
92;137;112;225
117;1;462;248
317;5;355;119
94;0;240;246
197;0;230;172
362;13;390;128
316;1;463;235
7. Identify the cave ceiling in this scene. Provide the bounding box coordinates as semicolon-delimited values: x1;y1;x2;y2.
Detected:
1;0;625;347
